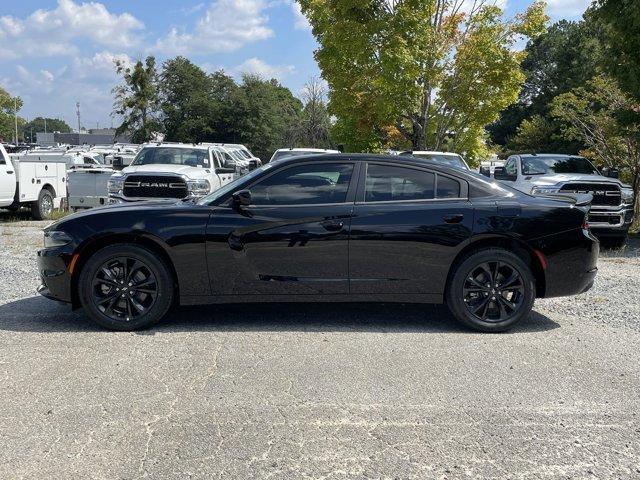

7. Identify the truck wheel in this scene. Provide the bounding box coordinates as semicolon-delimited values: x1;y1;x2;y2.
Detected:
31;189;54;220
445;248;536;333
78;244;175;331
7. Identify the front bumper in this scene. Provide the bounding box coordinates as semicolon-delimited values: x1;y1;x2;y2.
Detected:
37;247;73;303
587;205;634;231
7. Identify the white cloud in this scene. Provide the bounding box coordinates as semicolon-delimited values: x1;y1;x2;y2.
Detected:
290;1;311;30
546;0;591;18
154;0;273;55
0;0;143;60
231;57;295;79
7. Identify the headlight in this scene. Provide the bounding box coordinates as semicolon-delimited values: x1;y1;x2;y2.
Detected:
187;179;211;196
531;186;559;195
621;187;634;204
108;175;125;194
44;230;72;248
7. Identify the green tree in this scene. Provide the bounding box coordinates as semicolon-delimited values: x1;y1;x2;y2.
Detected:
0;87;23;143
112;56;162;143
231;75;303;160
298;0;547;160
160;57;219;143
488;17;605;150
550;76;640;219
21;117;72;142
594;0;640;107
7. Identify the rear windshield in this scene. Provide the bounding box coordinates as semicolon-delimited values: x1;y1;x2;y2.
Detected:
131;147;210;167
521;156;598;175
408;153;468;170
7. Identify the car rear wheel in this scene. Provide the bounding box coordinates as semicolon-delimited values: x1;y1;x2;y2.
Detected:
78;244;174;331
446;248;536;332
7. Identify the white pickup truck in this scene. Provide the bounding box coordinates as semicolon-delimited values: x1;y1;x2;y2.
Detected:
494;154;635;246
108;143;237;203
0;144;67;219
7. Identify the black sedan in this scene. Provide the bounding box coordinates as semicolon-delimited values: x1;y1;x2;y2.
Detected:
37;154;599;332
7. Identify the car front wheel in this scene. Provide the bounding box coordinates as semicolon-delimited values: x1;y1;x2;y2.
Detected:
78;244;174;331
446;248;536;332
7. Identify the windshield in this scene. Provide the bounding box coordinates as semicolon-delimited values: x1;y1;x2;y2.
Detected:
131;147;210;167
197;163;275;205
411;153;468;170
521;156;598;175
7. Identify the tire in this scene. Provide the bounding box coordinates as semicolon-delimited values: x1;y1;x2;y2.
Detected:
78;244;175;331
445;248;536;333
31;189;54;220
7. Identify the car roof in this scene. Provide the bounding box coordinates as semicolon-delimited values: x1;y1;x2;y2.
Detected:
518;153;584;159
275;148;340;153
142;142;210;151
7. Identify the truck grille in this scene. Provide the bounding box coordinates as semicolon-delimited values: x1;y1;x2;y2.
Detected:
123;175;188;199
559;183;621;206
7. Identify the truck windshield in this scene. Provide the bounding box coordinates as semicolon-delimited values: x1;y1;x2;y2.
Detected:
131;148;209;167
521;156;598;175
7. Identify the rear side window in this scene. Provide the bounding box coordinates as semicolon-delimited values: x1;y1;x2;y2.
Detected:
365;164;435;202
437;175;460;198
250;163;354;205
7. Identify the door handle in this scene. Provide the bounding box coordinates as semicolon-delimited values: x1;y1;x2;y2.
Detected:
6;170;14;174
321;220;344;231
443;214;464;224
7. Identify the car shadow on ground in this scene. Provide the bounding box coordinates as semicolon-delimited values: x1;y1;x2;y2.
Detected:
0;296;560;334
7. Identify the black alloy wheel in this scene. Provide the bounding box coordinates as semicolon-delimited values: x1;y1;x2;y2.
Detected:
92;257;158;322
79;244;174;330
446;248;535;332
462;261;525;322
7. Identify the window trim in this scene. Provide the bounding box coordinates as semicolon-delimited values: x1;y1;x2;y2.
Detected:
239;160;360;207
356;161;468;204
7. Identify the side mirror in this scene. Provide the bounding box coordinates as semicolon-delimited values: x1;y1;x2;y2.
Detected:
215;167;235;174
232;189;251;207
112;156;124;170
479;166;491;177
494;167;515;181
602;167;619;179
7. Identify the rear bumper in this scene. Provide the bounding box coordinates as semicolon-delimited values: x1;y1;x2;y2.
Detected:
37;247;73;303
530;228;600;298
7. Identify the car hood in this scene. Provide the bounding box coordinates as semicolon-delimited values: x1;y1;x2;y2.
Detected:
529;173;628;187
122;164;208;177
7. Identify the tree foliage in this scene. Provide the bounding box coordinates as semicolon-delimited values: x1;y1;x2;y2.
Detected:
0;87;23;142
550;75;640;217
113;56;162;143
21;117;72;142
299;0;547;161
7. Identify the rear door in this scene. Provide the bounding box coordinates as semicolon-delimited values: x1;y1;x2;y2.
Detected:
206;160;358;295
349;161;474;295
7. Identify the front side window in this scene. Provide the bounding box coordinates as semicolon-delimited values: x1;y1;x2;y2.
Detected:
504;158;517;176
365;164;435;202
250;163;354;205
131;147;210;167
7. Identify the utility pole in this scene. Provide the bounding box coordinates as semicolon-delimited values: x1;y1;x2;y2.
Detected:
76;102;81;134
14;97;18;145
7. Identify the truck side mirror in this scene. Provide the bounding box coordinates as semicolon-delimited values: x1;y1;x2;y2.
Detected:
479;166;491;177
602;167;619;179
494;167;515;181
112;156;124;170
232;189;251;207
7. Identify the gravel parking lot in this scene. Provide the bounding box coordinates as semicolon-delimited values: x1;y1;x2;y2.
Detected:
1;214;639;479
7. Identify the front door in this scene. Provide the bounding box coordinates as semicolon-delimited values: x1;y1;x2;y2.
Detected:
0;149;16;205
206;161;357;295
349;162;473;295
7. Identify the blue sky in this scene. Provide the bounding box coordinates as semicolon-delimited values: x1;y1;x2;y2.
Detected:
0;0;592;131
